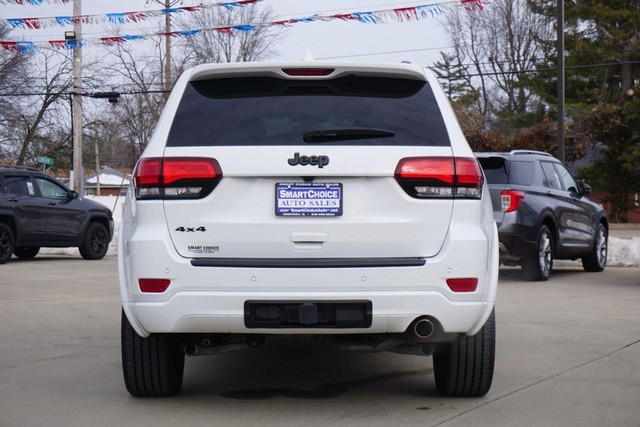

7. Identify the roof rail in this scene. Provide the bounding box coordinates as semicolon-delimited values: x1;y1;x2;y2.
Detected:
509;150;554;158
0;164;39;172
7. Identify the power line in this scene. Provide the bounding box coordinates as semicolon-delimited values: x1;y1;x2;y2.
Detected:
2;58;639;96
458;59;640;78
318;45;453;60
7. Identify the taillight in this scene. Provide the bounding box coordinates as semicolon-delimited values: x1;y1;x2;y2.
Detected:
282;68;335;76
133;157;222;200
138;278;171;293
501;190;524;212
446;278;478;292
394;157;484;199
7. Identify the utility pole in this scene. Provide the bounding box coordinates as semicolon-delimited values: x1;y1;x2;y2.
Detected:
95;141;101;196
557;0;565;163
153;0;181;94
164;0;172;94
71;0;84;192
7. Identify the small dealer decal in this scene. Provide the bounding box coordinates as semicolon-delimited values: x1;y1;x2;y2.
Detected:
186;245;219;255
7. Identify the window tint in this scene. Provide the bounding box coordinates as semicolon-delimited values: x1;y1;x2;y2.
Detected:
507;161;533;186
477;158;533;186
167;76;450;147
4;175;34;196
541;162;563;190
34;177;69;199
478;157;508;184
554;164;579;193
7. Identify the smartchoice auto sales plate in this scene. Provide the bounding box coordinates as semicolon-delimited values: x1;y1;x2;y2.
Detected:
275;182;343;217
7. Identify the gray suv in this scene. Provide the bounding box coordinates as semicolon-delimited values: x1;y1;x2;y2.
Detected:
0;165;114;263
476;150;608;281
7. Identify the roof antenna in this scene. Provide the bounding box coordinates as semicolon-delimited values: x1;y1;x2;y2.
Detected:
303;49;315;61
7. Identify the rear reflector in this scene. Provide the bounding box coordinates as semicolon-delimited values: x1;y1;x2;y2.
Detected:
139;278;171;293
395;157;484;199
501;190;524;212
282;68;335;76
446;278;478;292
134;157;222;200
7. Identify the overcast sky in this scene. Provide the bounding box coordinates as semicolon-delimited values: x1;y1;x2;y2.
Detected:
2;0;453;66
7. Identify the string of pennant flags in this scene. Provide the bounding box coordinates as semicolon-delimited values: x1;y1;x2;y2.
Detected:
0;0;487;54
1;0;72;4
4;0;262;30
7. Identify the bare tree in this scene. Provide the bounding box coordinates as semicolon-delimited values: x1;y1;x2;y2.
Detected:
92;4;285;165
17;50;72;165
100;43;167;165
0;23;29;161
0;48;72;166
442;0;553;116
179;4;285;65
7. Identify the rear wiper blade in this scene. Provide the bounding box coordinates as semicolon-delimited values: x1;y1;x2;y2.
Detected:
302;127;395;143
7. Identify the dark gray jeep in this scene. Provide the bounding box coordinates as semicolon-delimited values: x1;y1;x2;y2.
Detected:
0;165;113;263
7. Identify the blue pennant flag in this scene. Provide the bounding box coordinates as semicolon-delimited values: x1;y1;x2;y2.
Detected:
353;12;379;24
123;35;145;41
7;19;26;29
291;16;316;24
416;4;442;19
55;16;74;27
178;30;201;37
107;13;127;25
221;2;242;10
65;39;83;50
232;25;255;32
17;42;36;54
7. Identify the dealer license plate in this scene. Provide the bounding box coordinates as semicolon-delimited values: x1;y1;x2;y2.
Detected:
275;182;343;217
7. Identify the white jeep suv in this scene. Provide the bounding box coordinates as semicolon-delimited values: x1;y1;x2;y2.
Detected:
118;61;499;397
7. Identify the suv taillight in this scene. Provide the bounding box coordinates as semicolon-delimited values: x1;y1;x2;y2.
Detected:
501;190;524;212
133;157;222;200
394;157;484;199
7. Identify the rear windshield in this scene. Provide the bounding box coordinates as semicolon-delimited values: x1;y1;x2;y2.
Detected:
166;76;450;147
479;157;533;186
478;157;508;184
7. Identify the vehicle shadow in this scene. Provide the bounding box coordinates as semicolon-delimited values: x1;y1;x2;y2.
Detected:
180;336;437;400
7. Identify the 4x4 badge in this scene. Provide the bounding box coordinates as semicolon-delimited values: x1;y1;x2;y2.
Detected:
287;152;330;168
175;226;206;232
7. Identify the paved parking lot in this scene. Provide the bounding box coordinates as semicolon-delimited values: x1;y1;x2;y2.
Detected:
1;256;639;427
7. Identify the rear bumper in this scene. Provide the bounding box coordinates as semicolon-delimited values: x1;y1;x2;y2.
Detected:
118;219;499;339
496;221;537;262
123;291;491;337
498;233;537;261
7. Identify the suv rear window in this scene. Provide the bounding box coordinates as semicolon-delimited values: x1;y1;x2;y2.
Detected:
478;157;508;184
167;76;450;147
478;158;533;186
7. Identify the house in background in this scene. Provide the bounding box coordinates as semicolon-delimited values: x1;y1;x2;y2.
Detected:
84;166;130;196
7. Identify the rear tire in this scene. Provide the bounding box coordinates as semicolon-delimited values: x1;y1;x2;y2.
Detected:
582;223;607;272
522;225;553;281
0;223;15;264
121;310;185;397
79;222;109;260
13;246;40;259
433;309;495;397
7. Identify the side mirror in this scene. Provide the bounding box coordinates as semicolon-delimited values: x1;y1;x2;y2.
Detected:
69;190;79;200
579;182;592;195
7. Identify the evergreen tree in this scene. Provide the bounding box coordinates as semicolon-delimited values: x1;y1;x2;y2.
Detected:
433;51;478;103
530;0;640;221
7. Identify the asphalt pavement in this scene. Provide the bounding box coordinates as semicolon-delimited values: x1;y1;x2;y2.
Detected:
1;257;639;427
